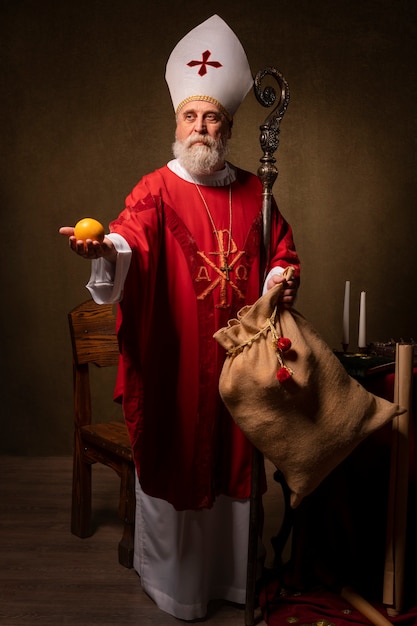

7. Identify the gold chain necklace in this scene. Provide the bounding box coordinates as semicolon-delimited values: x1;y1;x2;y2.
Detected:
194;182;232;253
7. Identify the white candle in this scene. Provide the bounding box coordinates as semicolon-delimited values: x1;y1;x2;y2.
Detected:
358;291;366;348
343;281;350;347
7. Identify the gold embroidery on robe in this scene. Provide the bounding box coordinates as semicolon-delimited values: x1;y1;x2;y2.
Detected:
196;230;246;308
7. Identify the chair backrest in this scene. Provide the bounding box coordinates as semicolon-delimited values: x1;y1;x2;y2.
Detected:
68;299;120;427
68;299;119;368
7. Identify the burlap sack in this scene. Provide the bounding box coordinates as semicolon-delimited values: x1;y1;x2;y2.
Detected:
214;268;404;507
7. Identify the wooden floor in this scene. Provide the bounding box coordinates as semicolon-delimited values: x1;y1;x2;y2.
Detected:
0;457;284;626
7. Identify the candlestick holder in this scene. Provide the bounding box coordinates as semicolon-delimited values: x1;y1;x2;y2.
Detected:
342;342;349;353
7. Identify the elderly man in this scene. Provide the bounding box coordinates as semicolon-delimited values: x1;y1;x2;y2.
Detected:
60;15;300;621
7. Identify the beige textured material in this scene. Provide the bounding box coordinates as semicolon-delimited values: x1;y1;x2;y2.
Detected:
214;272;404;508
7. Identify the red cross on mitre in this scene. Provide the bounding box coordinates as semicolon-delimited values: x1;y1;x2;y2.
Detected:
187;50;222;76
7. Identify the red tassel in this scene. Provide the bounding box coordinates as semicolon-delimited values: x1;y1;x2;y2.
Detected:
277;367;292;383
277;337;292;352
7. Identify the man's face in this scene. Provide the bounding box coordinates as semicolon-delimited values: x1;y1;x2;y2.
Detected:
173;100;232;175
175;100;231;144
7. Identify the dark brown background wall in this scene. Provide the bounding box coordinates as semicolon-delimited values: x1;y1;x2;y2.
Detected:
1;0;416;454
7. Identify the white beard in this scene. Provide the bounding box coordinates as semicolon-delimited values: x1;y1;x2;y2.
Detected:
172;134;229;176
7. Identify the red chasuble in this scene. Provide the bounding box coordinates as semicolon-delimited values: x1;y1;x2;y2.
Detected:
110;164;300;510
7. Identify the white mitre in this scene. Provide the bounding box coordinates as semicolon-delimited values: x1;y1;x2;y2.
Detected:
165;14;253;121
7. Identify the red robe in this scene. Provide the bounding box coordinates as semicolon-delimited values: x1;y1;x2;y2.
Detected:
110;164;300;510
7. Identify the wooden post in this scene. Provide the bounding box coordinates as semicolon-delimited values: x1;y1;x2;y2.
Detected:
383;343;414;616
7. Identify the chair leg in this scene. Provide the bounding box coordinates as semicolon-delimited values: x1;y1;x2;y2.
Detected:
71;433;93;538
118;462;136;568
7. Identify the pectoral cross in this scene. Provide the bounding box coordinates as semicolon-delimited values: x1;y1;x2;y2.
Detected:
220;262;232;281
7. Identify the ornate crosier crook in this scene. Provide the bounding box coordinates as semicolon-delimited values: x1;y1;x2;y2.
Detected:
254;67;290;269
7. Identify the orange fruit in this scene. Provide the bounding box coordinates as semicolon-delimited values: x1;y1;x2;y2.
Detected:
74;217;105;243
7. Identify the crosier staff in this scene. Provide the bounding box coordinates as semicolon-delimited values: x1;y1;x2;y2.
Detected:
245;67;291;626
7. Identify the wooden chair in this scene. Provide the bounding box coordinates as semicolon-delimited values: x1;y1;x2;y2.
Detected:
68;299;135;568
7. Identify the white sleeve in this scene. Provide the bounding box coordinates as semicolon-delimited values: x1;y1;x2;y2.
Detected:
86;233;132;304
262;266;285;295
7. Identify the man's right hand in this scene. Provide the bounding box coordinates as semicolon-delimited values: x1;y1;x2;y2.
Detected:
59;227;117;262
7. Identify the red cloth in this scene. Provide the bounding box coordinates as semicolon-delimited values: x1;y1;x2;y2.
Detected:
109;164;300;510
261;581;417;625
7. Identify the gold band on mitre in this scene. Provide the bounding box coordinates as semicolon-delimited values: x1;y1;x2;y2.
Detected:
175;95;233;122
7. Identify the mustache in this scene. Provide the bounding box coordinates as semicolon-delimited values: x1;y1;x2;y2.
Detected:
184;135;216;148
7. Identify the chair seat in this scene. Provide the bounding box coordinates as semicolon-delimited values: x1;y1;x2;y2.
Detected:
80;421;133;461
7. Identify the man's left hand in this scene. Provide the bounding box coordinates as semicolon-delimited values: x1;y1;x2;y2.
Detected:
267;274;298;308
